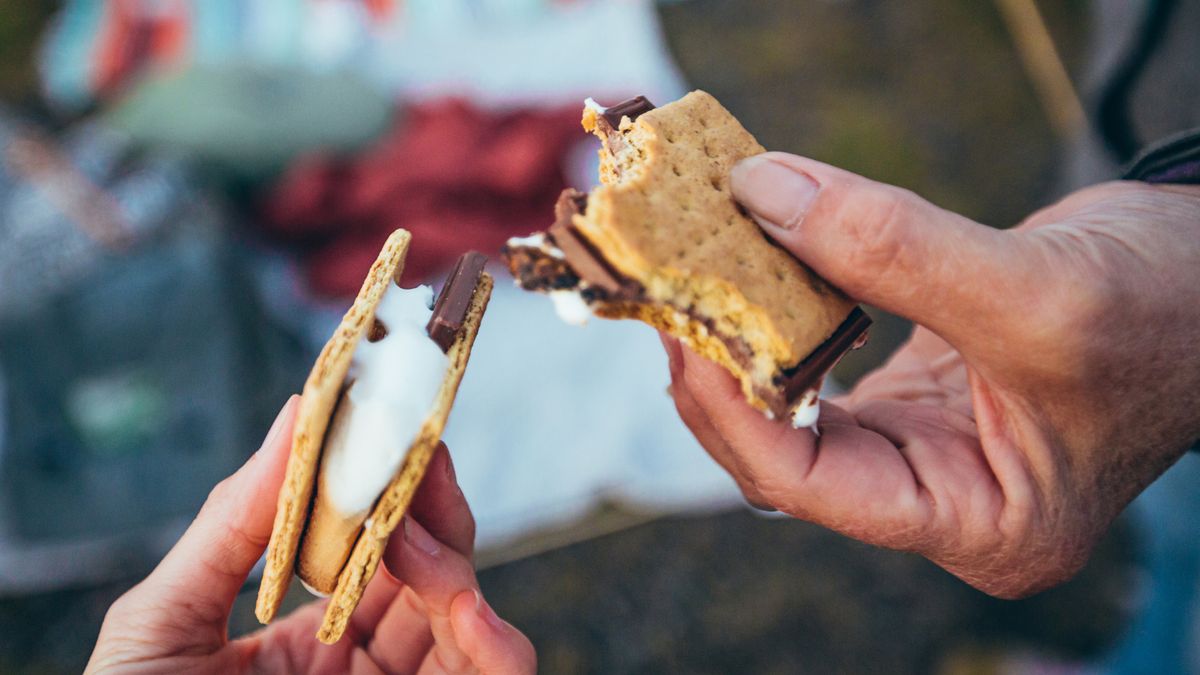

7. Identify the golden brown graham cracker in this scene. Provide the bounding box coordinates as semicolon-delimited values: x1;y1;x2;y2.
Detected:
576;90;856;413
256;229;413;626
254;229;493;645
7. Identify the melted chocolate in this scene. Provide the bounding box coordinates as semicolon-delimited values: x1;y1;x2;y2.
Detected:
367;318;388;342
503;230;869;415
500;245;581;291
546;189;642;296
779;307;872;402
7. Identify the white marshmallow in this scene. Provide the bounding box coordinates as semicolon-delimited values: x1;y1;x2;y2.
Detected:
320;285;448;516
300;579;331;598
790;390;821;432
550;290;593;326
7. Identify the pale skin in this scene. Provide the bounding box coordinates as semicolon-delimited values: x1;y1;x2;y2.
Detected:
86;396;536;675
665;152;1200;599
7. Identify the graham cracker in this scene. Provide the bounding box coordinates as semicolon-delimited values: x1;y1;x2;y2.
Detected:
255;229;493;646
256;229;413;625
579;91;857;412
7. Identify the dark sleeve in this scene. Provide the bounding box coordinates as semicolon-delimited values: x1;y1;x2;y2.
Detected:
1121;128;1200;184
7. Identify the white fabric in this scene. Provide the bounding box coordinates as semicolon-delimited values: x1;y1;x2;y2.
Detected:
443;281;745;550
368;0;689;108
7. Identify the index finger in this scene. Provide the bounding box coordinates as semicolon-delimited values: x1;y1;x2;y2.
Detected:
675;346;937;548
407;442;476;558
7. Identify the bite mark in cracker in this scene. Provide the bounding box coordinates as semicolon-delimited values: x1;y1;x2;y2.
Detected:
503;91;869;428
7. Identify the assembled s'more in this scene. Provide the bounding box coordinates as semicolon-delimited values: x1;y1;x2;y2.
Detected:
503;91;870;429
255;230;491;644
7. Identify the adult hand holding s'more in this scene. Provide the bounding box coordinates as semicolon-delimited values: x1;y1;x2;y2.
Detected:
665;151;1200;598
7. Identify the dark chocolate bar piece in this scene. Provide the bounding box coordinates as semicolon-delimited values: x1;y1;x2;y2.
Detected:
600;96;656;129
427;251;487;352
547;189;635;295
781;307;872;403
503;218;870;415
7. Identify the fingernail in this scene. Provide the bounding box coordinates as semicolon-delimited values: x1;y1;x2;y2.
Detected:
659;332;682;377
473;589;506;630
731;155;819;231
254;395;297;460
665;344;681;376
404;517;441;557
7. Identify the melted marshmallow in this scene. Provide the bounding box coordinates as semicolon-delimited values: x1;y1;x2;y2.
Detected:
319;285;448;516
550;290;593;325
300;579;331;598
507;233;564;259
789;390;821;432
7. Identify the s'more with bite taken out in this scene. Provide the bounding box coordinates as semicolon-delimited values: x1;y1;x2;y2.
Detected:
255;229;492;644
502;91;870;430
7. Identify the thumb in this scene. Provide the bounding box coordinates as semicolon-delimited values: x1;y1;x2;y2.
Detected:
731;152;1021;341
118;395;299;641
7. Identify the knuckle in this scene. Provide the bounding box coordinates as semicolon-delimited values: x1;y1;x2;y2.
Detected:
730;468;774;508
743;492;778;512
194;480;241;534
837;186;917;292
747;471;792;505
103;589;137;622
204;474;238;509
744;466;808;517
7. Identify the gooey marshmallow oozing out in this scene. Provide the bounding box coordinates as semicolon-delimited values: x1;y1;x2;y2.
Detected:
790;390;821;432
506;233;594;325
549;290;593;325
300;579;331;598
320;285;449;516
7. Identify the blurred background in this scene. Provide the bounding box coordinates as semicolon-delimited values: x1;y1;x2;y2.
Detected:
1;0;1199;673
